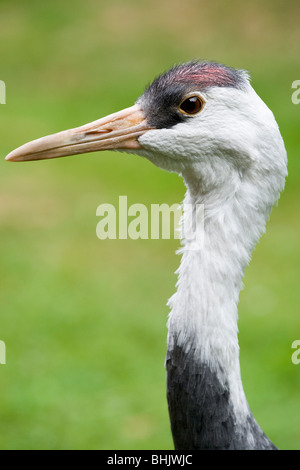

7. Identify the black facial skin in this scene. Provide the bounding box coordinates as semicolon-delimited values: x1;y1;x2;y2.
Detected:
138;82;196;129
137;60;246;129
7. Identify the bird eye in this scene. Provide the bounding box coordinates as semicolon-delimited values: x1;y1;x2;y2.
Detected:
179;96;203;115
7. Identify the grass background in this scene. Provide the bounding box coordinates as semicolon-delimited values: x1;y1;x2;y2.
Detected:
0;0;299;449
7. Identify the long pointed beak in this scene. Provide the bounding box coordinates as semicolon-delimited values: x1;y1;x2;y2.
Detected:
5;104;151;162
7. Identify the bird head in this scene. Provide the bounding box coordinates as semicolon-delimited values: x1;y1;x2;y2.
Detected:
5;61;287;203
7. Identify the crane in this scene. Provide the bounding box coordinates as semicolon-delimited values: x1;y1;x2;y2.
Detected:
5;60;287;450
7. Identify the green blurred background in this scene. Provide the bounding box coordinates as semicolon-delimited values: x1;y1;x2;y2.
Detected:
0;0;299;450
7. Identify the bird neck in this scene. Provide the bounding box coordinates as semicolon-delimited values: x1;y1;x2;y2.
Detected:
166;177;275;449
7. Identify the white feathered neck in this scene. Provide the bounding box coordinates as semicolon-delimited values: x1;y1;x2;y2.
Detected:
167;146;287;422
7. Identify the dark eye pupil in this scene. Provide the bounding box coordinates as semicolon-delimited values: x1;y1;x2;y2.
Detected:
180;96;202;114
